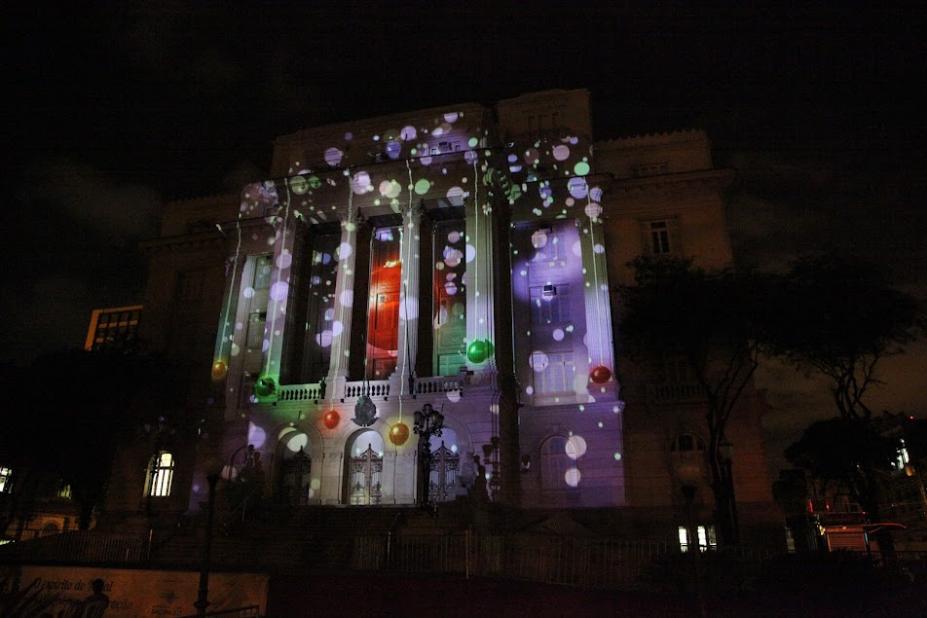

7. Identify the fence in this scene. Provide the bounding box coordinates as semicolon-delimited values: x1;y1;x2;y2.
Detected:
352;532;683;590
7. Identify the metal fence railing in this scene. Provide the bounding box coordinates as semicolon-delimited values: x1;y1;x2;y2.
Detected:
352;532;683;590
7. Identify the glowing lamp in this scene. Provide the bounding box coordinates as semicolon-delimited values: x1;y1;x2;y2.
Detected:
589;365;612;384
211;360;228;381
322;409;340;430
466;339;494;364
254;375;277;400
388;422;411;446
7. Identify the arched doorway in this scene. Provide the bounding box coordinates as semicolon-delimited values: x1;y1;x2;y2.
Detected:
345;430;384;505
277;431;311;506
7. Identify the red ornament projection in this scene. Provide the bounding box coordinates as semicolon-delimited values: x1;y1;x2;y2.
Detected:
322;409;340;430
589;365;612;384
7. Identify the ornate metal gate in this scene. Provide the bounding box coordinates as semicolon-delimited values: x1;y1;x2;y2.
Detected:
349;444;383;505
429;441;459;502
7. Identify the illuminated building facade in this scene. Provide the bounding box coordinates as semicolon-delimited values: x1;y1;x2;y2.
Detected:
108;90;778;543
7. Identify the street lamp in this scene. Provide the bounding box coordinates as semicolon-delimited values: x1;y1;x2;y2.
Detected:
194;454;222;617
719;439;739;545
413;404;444;508
674;458;706;618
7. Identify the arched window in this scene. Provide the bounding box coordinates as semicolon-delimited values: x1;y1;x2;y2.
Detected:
147;451;175;497
671;433;706;453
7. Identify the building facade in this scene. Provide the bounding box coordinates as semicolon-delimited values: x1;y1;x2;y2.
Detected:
107;89;779;544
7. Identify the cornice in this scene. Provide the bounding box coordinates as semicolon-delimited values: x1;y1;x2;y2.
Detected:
607;168;734;197
139;230;225;254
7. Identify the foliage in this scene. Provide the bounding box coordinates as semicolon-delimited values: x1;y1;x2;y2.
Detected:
785;417;898;513
620;256;777;544
770;254;924;421
0;349;191;531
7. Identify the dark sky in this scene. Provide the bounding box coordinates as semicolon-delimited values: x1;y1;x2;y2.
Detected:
3;1;926;467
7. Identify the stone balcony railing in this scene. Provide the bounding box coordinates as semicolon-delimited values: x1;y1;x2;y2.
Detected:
273;373;489;405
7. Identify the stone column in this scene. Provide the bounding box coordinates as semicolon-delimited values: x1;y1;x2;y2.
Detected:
327;209;360;393
465;184;496;371
393;204;421;394
579;187;616;397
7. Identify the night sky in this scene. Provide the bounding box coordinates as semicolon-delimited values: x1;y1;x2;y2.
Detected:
4;2;926;469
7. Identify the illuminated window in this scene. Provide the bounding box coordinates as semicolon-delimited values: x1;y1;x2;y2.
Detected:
0;467;12;494
366;227;401;379
433;220;467;376
242;255;273;376
57;482;72;500
895;439;911;470
535;352;575;395
146;452;175;498
671;433;706;453
678;524;717;552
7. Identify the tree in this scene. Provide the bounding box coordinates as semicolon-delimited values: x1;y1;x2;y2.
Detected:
785;417;899;515
620;256;777;545
0;349;192;532
771;255;924;422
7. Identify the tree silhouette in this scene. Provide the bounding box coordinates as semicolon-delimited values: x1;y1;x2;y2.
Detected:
620;256;778;545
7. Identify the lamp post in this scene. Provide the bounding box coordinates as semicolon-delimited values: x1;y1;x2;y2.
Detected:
194;455;222;617
718;439;739;546
675;460;706;618
413;404;444;508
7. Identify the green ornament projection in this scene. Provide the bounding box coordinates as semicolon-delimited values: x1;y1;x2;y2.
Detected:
466;339;494;364
254;375;278;401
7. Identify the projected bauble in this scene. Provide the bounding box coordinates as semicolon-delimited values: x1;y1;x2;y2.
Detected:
322;409;340;430
388;422;410;446
589;365;612;384
466;339;494;364
254;375;277;399
211;360;228;381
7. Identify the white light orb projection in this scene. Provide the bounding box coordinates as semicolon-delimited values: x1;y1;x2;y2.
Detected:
584;202;603;220
324;147;343;167
247;422;267;449
465;244;476;263
340;290;354;307
568;177;589;199
243;286;255;299
529;351;549;372
337;242;353;260
351;171;374;194
276;251;293;269
379;179;402;199
400;125;417;141
270;281;289;302
285;432;308;453
316;330;333;347
531;229;548;249
565;435;587;460
564;467;581;487
552;144;570;161
613;452;622;461
552;328;565;341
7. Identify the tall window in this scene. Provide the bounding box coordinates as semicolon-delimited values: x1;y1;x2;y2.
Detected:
678;524;717;552
242;255;273;376
433;219;467;376
644;219;678;256
300;232;341;382
366;227;401;379
0;466;12;494
147;452;175;498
